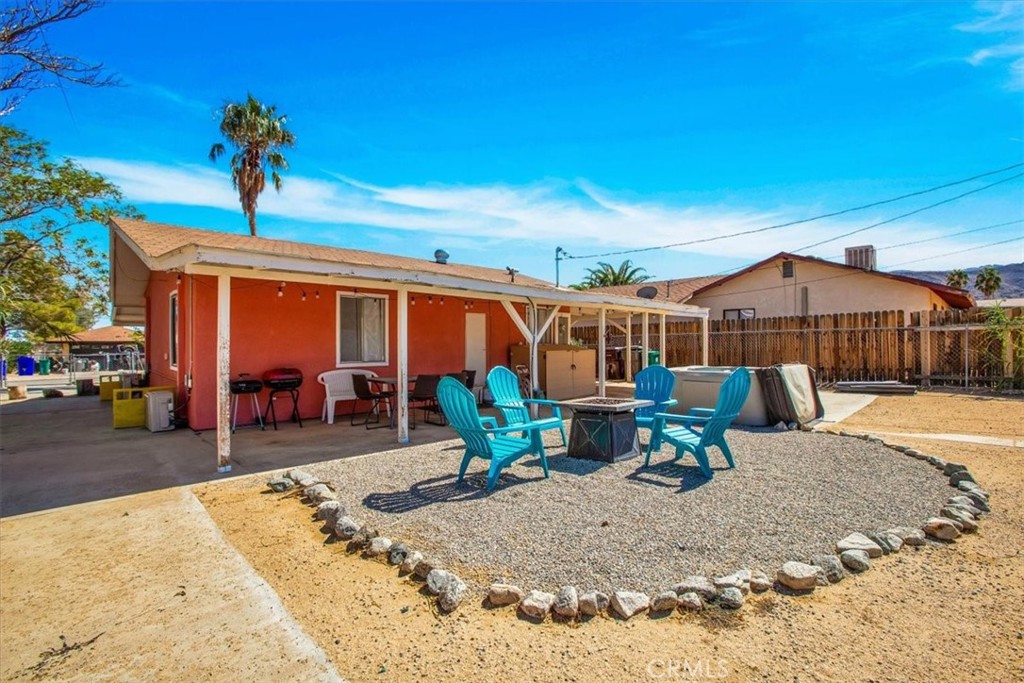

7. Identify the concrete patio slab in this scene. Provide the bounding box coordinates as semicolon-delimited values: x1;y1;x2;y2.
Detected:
816;390;878;425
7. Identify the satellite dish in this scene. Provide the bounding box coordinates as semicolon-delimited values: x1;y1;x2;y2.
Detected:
636;285;658;299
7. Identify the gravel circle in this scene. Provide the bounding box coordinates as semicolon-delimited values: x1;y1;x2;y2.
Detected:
307;428;952;594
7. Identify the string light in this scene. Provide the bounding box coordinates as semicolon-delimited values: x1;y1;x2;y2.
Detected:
315;290;320;300
277;282;284;297
440;296;445;306
411;296;417;306
176;273;182;284
428;295;433;305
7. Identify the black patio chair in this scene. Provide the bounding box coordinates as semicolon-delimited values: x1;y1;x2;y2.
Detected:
351;373;394;430
409;374;443;426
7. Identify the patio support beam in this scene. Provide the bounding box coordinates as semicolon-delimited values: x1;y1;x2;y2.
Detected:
396;288;410;443
701;316;709;366
598;308;607;397
641;312;650;370
608;320;627;335
500;300;532;341
660;313;667;366
216;274;231;473
625;312;633;381
536;305;560;341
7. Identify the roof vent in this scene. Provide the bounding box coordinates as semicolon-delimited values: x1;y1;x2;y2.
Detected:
845;245;876;271
433;249;450;264
636;285;658;299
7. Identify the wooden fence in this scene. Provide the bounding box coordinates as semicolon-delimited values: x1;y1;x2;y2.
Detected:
572;307;1024;389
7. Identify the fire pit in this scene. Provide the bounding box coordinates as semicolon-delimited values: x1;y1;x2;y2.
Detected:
262;368;303;430
552;396;654;462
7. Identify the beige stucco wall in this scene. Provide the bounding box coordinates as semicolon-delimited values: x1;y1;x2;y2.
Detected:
689;258;949;323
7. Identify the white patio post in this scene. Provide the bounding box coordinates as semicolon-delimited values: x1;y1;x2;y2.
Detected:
216;274;231;473
659;313;667;366
641;312;650;370
701;315;710;366
598;308;607;397
625;312;633;381
397;288;409;443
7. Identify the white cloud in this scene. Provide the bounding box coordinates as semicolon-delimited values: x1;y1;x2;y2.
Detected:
957;1;1024;90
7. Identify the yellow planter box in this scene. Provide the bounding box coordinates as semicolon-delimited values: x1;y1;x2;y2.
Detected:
98;374;120;401
112;385;176;429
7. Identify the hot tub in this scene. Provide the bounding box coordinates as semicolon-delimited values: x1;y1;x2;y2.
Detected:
668;366;769;426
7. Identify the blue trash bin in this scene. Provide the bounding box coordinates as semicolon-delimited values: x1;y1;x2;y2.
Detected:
17;356;34;376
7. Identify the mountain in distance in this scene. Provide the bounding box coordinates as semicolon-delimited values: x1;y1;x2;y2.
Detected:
892;262;1024;300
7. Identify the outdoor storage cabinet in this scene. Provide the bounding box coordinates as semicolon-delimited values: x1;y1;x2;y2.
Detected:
510;344;597;400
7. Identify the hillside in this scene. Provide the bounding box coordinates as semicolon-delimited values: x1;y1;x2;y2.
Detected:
892;262;1024;299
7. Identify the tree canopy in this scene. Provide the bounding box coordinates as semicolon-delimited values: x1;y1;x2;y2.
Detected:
572;260;652;289
945;269;968;290
209;94;295;236
974;266;1002;298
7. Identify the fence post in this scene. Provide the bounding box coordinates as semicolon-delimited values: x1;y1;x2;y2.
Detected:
963;326;969;389
920;313;931;387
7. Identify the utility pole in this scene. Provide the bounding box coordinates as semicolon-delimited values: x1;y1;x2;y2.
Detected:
555;246;568;287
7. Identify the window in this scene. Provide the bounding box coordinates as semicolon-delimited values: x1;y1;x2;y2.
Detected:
782;260;795;278
723;308;755;320
169;292;178;368
337;293;388;365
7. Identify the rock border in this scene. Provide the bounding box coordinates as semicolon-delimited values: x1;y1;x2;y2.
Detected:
264;430;990;622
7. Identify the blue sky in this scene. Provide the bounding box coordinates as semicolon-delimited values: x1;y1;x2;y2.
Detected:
10;1;1024;286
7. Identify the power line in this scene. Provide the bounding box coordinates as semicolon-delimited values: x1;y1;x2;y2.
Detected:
884;235;1024;268
563;162;1024;261
824;218;1024;259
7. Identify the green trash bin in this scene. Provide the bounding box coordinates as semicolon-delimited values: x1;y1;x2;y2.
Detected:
647;350;661;366
38;358;51;375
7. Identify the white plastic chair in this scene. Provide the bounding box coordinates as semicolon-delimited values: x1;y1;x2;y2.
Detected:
317;369;378;424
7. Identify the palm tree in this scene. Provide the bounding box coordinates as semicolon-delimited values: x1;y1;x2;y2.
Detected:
974;266;1002;298
209;94;295;236
945;269;968;289
574;260;652;289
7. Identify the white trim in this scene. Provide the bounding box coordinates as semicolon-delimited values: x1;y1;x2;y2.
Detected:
168;290;179;370
335;291;390;368
216;275;231;472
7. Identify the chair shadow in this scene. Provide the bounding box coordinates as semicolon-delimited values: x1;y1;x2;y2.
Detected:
362;469;536;514
518;452;608;478
627;458;716;493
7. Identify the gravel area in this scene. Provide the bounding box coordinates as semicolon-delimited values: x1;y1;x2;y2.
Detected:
307;427;953;594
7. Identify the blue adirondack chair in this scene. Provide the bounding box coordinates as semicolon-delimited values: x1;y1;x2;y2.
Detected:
486;366;567;446
437;376;549;491
643;367;751;479
633;365;678;452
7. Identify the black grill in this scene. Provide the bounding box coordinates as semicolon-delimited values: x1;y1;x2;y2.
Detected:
230;378;264;394
263;368;303;390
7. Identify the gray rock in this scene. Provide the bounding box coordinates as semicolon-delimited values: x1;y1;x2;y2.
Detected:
904;448;922;458
927;456;947;468
351;524;379;547
889;444;909;453
956;481;988;498
365;536;393;557
438;578;467;613
332;515;360;540
554;586;579;619
840;549;871;572
388;542;409;565
650;591;679;613
519;590;556;620
399;550;424;575
948;502;984;518
673;576;717;601
718;587;744;609
749;571;773;593
887;526;926;546
678;592;704;611
413;557;437;580
267;477;293;492
836;532;884;558
864;532;892;555
924;517;961;541
941;507;978;532
488;583;525;607
866;436;884;444
610;591;650;619
945;517;965;532
777;561;819;591
811;554;845;584
879;532;904;553
303;483;336;504
315;500;343;523
714;569;752;595
962;492;991;512
949;470;976;486
286;469;316;487
943;462;968;476
425;569;457;595
578;590;609;616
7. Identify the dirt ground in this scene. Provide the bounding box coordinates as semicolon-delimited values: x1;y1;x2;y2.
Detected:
195;393;1024;683
1;393;1021;682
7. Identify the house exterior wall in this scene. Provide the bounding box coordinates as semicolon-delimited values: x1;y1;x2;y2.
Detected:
688;258;948;323
143;272;531;430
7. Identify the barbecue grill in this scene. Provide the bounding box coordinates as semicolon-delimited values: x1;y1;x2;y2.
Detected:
262;367;303;429
229;374;264;432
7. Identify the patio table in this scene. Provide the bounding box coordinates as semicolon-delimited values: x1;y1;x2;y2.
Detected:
369;376;418;428
552;396;654;462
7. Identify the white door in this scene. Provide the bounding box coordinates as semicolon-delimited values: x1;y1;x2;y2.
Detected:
464;313;487;387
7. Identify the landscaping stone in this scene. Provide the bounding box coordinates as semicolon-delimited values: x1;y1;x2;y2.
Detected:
811;554;845;584
426;569;457;595
519;591;556;620
879;532;904;553
887;526;926;546
286;469;316;487
388;542;409;565
957;481;988;498
315;500;343;523
836;532;884;558
438;578;467;613
332;516;360;540
840;549;871;572
413;558;437;580
303;483;336;505
366;536;392;557
943;462;968;476
749;571;773;593
610;591;650;619
777;562;819;591
962;492;991;512
399;550;424;575
903;448;923;458
718;587;744;609
889;444;909;453
578;590;609;616
673;576;717;601
941;507;978;532
267;477;293;492
927;456;947;468
554;586;579;619
949;470;976;486
924;517;961;541
488;583;525;607
714;569;752;595
948;502;984;519
678;592;704;611
650;591;679;613
864;532;892;555
352;525;379;547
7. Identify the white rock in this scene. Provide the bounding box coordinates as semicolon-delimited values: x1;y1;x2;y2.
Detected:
678;592;704;611
365;536;392;557
438;578;467;613
519;590;556;620
610;591;650;619
578;590;609;616
488;583;525;607
836;532;884;558
672;576;717;601
425;569;456;595
777;561;819;591
553;586;579;619
650;591;679;613
840;549;871;572
924;517;961;541
887;526;926;546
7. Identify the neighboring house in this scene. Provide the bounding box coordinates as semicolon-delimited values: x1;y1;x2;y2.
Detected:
108;218;707;469
977;298;1024;308
43;325;144;370
593;249;974;323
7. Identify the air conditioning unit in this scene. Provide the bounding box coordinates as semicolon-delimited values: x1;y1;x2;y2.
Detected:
845;245;877;270
145;391;175;432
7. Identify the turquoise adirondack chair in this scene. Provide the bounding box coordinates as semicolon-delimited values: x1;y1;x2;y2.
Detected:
437;376;549;491
633;365;678;452
643;367;751;479
486;366;567;446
